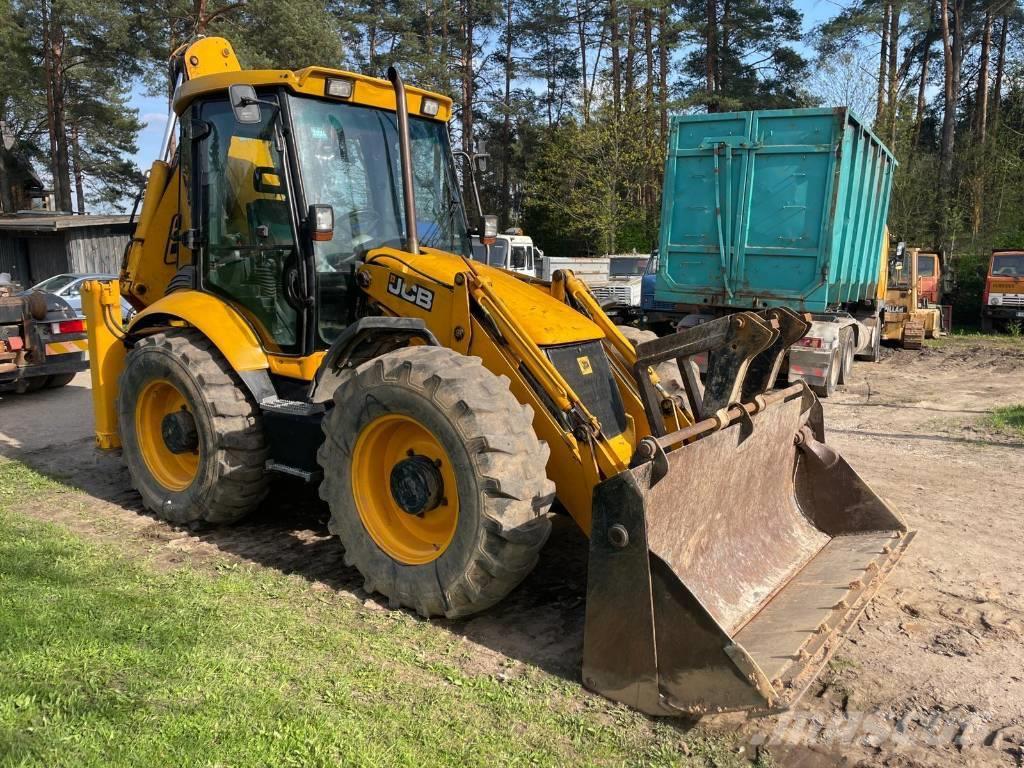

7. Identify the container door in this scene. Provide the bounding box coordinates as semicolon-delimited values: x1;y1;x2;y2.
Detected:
738;111;840;302
658;113;751;306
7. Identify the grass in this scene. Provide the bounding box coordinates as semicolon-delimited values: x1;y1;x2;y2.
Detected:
926;329;1024;350
982;404;1024;438
0;460;767;768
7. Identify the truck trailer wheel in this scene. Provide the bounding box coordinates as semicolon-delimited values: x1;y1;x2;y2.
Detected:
118;330;269;525
15;377;47;394
811;348;841;399
836;327;855;385
318;345;554;619
45;373;76;388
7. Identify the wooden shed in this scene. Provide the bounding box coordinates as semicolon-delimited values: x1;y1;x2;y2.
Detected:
0;214;131;286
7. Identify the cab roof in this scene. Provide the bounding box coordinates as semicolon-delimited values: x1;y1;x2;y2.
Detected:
171;37;453;122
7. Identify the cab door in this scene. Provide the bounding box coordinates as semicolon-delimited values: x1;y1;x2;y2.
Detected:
190;95;306;355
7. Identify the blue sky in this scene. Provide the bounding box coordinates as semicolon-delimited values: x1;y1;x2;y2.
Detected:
128;0;840;181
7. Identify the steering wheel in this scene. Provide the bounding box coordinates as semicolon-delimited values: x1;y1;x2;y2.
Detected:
346;208;383;249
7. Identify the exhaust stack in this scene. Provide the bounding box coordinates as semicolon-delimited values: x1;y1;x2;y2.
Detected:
387;66;419;255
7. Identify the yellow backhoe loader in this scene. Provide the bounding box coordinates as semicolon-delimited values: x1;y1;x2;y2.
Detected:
82;37;913;716
881;239;944;349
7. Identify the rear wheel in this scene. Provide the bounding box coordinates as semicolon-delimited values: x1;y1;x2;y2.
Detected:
118;330;269;525
836;327;855;385
45;373;76;388
15;377;47;394
318;345;554;618
811;348;840;399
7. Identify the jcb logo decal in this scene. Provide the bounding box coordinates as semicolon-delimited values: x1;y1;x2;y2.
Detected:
387;274;434;311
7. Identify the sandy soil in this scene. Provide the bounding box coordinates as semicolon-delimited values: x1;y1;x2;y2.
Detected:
1;341;1022;767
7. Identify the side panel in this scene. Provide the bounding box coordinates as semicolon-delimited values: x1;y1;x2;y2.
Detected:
656;108;896;314
121;160;192;309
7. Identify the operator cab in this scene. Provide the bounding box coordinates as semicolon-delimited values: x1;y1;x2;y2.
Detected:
176;71;468;357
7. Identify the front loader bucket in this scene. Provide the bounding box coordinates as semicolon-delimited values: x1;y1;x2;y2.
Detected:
582;384;913;717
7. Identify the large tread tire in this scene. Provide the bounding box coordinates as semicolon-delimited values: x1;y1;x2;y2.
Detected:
318;345;554;619
15;377;47;394
118;329;269;525
615;325;686;397
836;327;855;385
45;372;76;389
811;348;840;399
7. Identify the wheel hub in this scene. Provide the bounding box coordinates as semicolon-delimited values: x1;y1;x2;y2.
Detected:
389;454;444;516
161;408;198;454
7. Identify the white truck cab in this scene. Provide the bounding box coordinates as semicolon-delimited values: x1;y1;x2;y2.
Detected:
589;254;650;307
471;231;544;277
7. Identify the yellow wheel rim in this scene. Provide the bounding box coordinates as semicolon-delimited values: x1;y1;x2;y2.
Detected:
351;414;459;565
135;379;200;492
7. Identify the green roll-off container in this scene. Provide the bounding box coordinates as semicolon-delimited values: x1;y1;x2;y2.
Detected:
654;108;896;314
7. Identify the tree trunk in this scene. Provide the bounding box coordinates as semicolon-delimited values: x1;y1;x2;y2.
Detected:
658;2;668;140
706;0;718;109
0;146;14;214
624;5;636;100
609;0;621;113
578;0;589;122
71;122;85;214
501;0;513;225
991;10;1007;127
887;0;899;144
42;0;72;213
938;0;956;189
643;5;653;112
976;7;992;142
914;39;930;145
877;0;890;127
461;0;474;203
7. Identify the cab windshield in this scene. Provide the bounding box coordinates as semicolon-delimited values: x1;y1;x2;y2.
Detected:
992;253;1024;277
289;96;469;268
610;257;649;277
288;95;470;342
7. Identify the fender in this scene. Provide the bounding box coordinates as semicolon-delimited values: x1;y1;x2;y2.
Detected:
128;290;269;372
308;316;439;403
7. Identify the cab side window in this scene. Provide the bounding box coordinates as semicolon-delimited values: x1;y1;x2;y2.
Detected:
198;97;301;353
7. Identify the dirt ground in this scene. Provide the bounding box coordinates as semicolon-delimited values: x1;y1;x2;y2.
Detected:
1;340;1022;767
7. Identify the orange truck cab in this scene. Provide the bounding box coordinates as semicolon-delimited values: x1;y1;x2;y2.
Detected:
916;252;941;305
982;250;1024;331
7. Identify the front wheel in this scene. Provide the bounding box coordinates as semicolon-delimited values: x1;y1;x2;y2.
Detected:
318;346;554;619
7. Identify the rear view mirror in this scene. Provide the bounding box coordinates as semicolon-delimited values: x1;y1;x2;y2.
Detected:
229;84;261;124
480;214;498;245
309;204;334;242
473;139;489;172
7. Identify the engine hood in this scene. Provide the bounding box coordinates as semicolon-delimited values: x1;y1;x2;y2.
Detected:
370;247;605;347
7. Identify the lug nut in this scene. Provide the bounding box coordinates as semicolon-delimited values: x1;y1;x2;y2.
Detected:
608;524;629;549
